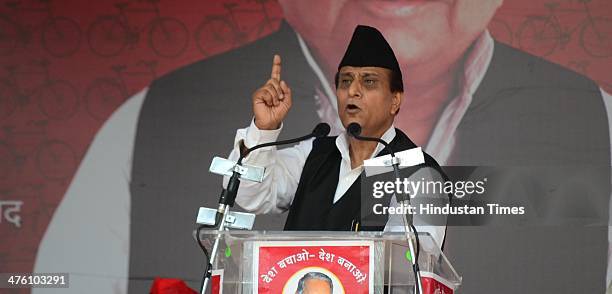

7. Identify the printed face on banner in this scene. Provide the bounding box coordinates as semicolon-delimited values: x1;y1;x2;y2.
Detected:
254;241;374;294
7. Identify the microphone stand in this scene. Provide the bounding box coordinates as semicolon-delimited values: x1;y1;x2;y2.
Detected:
199;123;330;294
199;171;239;294
347;123;423;294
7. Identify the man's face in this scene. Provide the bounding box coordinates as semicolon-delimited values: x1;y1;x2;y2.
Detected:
336;66;401;136
279;0;502;74
302;279;332;294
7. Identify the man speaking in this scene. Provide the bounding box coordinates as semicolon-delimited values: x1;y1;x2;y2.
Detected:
224;25;446;243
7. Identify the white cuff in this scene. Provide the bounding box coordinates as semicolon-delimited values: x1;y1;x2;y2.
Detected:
244;118;282;149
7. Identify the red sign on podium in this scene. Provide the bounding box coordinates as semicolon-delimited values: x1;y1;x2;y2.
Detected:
253;241;374;294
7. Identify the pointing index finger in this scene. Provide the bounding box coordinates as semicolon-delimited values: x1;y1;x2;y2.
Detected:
270;54;281;81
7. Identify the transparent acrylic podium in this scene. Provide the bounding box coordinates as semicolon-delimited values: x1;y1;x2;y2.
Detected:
197;230;461;294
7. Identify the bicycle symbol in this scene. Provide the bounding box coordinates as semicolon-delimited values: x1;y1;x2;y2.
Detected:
517;0;612;57
0;59;79;121
194;0;281;56
35;139;77;181
0;120;78;181
0;0;82;57
84;60;157;121
87;0;189;58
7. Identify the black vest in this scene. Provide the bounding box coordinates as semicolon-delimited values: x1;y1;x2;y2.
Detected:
285;129;408;230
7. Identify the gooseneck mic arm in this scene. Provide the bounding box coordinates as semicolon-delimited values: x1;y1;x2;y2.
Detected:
346;122;423;294
238;122;331;164
219;123;331;208
347;122;394;155
347;123;403;198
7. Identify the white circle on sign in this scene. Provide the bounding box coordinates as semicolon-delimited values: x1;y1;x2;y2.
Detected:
282;266;345;294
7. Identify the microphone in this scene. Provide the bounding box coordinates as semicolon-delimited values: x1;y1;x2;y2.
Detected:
347;122;423;294
313;122;332;138
347;122;401;187
347;123;398;158
221;122;331;208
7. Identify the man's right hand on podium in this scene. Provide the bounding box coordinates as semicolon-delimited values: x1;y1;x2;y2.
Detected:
252;54;293;130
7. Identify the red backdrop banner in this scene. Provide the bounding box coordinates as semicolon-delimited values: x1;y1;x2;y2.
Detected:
0;1;611;293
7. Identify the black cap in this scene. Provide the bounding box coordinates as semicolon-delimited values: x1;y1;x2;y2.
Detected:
338;25;402;82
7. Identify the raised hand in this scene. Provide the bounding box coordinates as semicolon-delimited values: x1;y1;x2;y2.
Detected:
252;54;292;130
